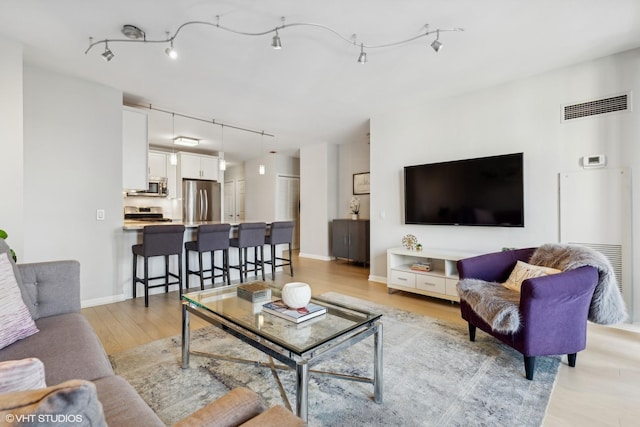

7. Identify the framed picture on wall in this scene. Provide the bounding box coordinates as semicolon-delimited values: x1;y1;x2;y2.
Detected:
353;172;370;195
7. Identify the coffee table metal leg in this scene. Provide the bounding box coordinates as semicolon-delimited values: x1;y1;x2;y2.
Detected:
296;361;309;422
374;322;383;403
181;304;190;369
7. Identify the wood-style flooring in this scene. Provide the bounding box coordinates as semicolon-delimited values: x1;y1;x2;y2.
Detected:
82;253;640;427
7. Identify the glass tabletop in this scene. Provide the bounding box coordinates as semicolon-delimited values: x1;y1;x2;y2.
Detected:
181;282;382;355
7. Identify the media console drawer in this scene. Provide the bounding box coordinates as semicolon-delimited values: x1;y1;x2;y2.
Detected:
416;275;446;293
389;269;416;288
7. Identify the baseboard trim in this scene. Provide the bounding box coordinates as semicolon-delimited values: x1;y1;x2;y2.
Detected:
298;252;332;261
81;294;126;308
368;275;386;284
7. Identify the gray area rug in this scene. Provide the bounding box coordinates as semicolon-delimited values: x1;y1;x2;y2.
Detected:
110;293;559;426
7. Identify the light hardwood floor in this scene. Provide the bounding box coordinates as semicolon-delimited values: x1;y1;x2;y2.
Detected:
82;253;640;426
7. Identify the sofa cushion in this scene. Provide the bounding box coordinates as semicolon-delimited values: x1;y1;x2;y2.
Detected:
0;358;46;393
0;253;39;350
0;240;38;319
502;260;561;292
93;375;165;427
0;313;113;385
0;379;107;427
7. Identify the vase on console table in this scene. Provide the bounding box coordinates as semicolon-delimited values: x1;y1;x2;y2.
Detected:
351;214;359;220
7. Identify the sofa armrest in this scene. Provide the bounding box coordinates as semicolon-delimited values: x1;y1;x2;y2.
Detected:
17;260;80;319
457;248;536;282
172;387;264;427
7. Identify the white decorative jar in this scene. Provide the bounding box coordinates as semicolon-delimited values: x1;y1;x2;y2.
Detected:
281;282;311;309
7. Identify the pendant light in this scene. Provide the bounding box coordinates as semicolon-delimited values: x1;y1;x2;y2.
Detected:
219;124;226;171
259;131;265;175
169;113;178;165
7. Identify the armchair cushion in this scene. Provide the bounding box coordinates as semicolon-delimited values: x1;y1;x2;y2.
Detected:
502;260;561;292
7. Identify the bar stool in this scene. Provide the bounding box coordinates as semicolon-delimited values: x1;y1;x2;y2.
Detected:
229;222;266;283
184;223;231;290
264;221;295;279
132;224;185;307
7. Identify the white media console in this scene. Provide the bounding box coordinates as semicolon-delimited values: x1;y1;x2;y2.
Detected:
386;247;480;302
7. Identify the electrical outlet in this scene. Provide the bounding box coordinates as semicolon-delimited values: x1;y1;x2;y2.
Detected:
96;209;105;221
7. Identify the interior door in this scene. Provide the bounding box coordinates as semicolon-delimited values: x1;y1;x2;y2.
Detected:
235;179;245;221
276;175;300;249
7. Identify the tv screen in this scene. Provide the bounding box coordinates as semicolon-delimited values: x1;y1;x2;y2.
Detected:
404;153;524;227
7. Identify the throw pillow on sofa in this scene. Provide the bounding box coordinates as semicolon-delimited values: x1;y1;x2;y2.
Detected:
502;260;561;292
0;358;46;393
0;253;38;350
0;379;107;427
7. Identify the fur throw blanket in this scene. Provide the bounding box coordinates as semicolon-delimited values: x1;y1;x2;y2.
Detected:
457;244;627;334
529;243;627;325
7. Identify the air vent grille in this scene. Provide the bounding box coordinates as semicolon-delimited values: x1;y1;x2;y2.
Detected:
570;242;623;293
563;93;630;121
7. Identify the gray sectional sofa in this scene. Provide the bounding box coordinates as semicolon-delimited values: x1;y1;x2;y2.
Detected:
0;240;303;426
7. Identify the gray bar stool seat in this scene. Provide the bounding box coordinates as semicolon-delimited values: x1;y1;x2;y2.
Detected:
264;221;295;279
185;223;231;290
132;224;185;307
229;222;266;283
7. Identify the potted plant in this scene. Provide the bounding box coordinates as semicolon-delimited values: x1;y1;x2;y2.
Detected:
349;196;360;220
0;229;17;262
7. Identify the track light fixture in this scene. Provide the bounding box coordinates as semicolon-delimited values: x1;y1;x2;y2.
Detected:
86;17;463;63
101;41;114;62
357;43;367;64
272;30;282;49
431;30;443;52
165;32;178;59
259;131;266;175
219;124;226;171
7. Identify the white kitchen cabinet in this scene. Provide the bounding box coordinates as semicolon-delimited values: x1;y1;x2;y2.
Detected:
148;151;167;178
178;153;218;181
122;107;148;190
387;247;480;302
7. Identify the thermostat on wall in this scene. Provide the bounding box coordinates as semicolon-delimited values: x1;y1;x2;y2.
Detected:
582;154;606;168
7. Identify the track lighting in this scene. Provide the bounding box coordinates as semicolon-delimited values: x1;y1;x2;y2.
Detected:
431;30;443;52
101;42;114;62
219;125;226;171
86;17;463;63
259;132;265;175
165;33;178;59
357;43;367;64
272;30;282;49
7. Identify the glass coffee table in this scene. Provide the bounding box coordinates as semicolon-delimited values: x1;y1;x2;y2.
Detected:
181;283;383;422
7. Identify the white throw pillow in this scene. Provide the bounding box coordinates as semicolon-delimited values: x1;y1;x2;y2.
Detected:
0;252;39;349
502;260;561;292
0;358;46;393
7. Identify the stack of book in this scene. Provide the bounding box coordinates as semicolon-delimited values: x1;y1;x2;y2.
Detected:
262;299;327;323
410;262;432;272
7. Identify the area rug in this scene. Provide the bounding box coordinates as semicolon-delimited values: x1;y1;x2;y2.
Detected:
109;293;559;426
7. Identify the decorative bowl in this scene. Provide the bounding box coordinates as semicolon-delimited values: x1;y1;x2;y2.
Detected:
281;282;311;309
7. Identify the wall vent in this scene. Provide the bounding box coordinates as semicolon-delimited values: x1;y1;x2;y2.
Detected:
562;92;631;122
569;242;623;293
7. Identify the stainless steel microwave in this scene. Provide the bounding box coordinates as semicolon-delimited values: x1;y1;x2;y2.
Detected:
126;177;168;197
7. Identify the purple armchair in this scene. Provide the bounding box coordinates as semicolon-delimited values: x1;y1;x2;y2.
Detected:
457;248;599;380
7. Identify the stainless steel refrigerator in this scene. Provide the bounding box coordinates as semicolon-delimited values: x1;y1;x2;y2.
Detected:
182;179;221;222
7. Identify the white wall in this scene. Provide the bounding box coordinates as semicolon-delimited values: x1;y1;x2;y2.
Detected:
23;66;123;303
0;37;24;258
300;143;337;260
370;48;640;321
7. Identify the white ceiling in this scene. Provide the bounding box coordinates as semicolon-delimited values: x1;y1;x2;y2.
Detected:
2;1;640;166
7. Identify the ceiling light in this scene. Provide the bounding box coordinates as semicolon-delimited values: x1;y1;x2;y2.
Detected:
174;136;199;147
86;19;464;63
219;125;226;171
272;30;282;49
431;30;443;52
357;43;367;64
101;42;114;62
259;131;265;175
121;25;145;40
165;43;178;59
259;164;265;175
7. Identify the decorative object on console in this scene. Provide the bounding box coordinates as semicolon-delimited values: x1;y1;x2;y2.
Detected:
349;196;360;220
416;243;423;252
281;282;311;309
401;234;418;250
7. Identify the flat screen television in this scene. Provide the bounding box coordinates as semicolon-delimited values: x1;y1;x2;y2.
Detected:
404;153;524;227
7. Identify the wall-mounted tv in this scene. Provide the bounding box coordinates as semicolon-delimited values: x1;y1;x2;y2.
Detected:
404;152;524;227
